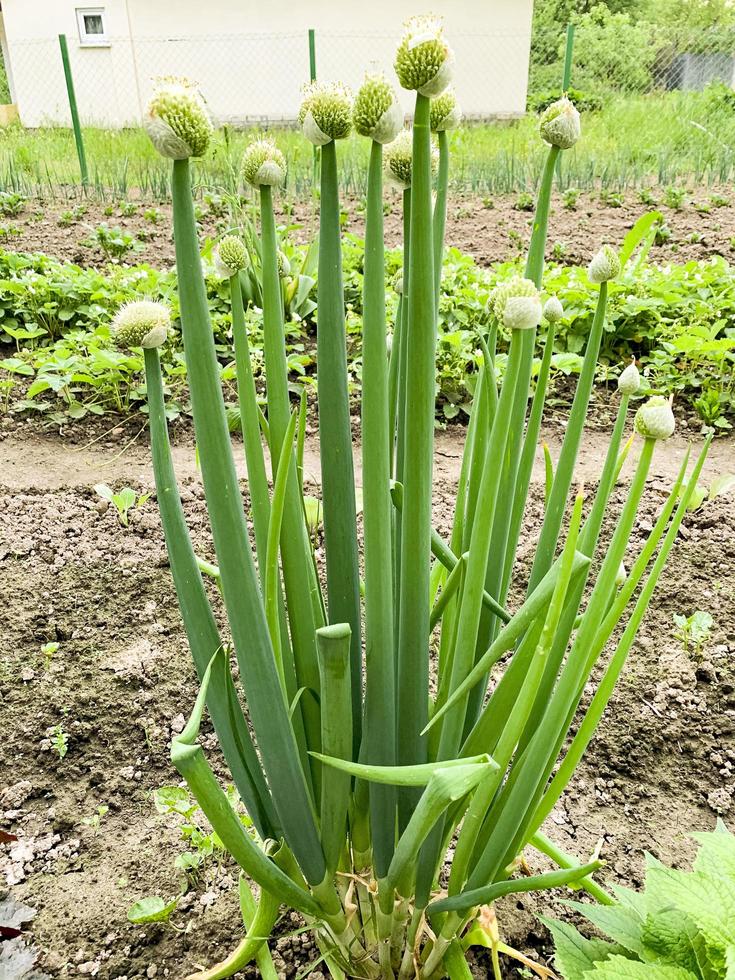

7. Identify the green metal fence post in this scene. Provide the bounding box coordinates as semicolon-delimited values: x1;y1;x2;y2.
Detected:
562;24;575;92
308;28;318;189
555;24;576;186
58;33;89;188
308;28;317;83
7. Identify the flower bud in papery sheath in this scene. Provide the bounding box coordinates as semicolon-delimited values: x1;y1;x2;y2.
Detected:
299;81;352;145
588;244;621;284
618;358;641;396
242;138;286;188
634;395;676;441
430;89;461;132
543;295;564;323
354;73;404;144
616;562;628;588
392;271;404;294
490;276;539;323
395;15;454;97
503;294;543;331
490;276;542;330
214;236;248;279
112;300;170;350
384;129;438;190
539;96;581;150
384;129;414;189
145;77;213;160
277;250;291;278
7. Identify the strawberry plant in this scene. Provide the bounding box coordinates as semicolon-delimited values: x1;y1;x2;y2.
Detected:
544;822;735;980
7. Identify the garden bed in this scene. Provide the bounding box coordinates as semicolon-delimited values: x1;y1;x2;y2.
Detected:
1;428;733;979
2;188;735;269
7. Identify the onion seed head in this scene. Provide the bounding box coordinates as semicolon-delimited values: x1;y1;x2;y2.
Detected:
634;395;676;441
145;76;213;159
384;128;438;189
299;81;353;145
490;276;539;323
112;300;170;350
588;244;621;284
618;358;641;395
242;138;286;188
539;96;581;150
215;236;248;278
430;89;461;132
503;294;543;331
543;295;564;323
394;14;454;96
354;74;404;144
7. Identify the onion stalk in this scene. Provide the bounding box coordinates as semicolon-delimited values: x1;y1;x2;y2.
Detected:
123;55;711;979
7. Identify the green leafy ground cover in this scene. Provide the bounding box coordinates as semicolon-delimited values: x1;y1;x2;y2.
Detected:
0;240;733;429
544;821;735;979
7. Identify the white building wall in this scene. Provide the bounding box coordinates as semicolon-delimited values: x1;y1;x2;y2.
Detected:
2;0;533;127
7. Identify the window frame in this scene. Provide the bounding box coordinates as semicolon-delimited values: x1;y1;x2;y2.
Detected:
75;7;109;47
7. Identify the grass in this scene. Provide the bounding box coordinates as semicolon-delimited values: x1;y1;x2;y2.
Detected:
2;89;735;200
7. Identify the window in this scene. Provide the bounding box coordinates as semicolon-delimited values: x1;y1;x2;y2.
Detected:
76;7;108;46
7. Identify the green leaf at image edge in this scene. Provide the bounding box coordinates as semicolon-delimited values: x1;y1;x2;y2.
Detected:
127;895;179;924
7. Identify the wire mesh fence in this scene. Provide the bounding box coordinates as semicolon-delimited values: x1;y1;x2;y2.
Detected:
7;22;735;129
4;20;735;196
531;24;735;100
6;29;532;128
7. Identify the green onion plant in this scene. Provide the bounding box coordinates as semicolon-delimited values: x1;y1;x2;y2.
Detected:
122;38;711;980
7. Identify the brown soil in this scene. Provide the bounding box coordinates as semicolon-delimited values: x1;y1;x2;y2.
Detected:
3;188;734;268
1;428;734;979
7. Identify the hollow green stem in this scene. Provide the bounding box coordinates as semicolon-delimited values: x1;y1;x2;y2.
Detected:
429;859;603;916
362;138;397;876
390;481;509;624
187;873;281;980
143;346;277;839
449;495;584;897
170;657;323;915
527;438;711;840
530;832;613;905
499;319;557;607
392;187;411;657
396;93;435;813
230;271;270;574
317;140;362;748
382;762;490;899
430;554;467;634
393;188;412;486
265;409;299;690
469;321;559;730
387;293;403;478
432;129;449;316
525;145;561;286
259;182;324;776
316;623;353;876
527;282;609;593
172;159;324;884
429;549;589;737
437;328;538;760
468;438;656;889
513;392;632;759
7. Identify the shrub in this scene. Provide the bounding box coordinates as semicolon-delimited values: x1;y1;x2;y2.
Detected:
528;88;603;114
570;6;657;95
